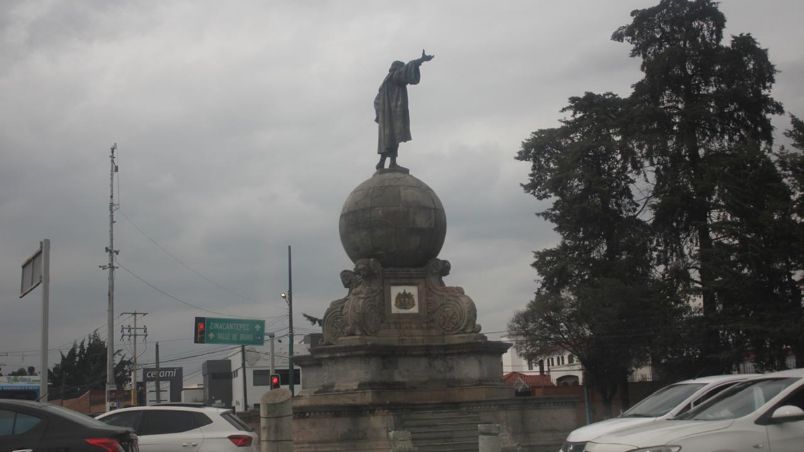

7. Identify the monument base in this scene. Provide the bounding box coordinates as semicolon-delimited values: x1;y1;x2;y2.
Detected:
296;336;511;401
292;338;525;451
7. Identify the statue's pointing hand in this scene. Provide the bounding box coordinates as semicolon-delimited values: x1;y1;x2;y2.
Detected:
419;49;434;63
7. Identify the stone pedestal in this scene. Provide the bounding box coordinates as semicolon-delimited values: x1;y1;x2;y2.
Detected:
292;169;515;451
296;339;512;406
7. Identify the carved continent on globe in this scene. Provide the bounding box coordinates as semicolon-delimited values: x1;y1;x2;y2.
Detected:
339;168;446;268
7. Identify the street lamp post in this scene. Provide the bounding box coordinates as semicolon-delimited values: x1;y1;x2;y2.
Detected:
281;290;294;396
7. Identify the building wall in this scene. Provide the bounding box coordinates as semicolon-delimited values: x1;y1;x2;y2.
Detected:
228;339;308;412
501;337;584;385
502;337;660;386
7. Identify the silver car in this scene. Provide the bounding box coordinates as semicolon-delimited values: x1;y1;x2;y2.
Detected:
584;368;804;452
560;374;753;452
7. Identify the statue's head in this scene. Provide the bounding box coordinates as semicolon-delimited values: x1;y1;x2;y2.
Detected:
389;60;404;72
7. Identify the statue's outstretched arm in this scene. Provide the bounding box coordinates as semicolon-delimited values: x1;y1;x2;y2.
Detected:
417;49;434;64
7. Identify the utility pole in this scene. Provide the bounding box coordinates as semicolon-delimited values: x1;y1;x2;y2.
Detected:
154;342;161;404
280;245;294;396
100;143;120;411
268;333;275;379
241;345;248;411
41;239;50;402
120;312;147;406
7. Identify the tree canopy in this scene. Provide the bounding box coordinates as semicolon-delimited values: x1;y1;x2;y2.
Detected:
512;0;801;405
48;331;132;400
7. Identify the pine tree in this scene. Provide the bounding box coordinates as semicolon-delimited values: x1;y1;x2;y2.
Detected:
49;332;132;400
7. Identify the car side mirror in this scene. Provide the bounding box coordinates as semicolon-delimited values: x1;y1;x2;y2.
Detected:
770;405;804;422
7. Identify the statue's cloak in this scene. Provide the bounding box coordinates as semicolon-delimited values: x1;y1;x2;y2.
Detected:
374;60;422;156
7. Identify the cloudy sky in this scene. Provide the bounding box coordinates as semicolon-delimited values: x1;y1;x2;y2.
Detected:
2;0;802;382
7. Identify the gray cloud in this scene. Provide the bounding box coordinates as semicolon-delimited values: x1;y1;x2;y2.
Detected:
1;0;802;374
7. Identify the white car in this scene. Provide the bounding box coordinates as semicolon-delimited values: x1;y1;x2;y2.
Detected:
560;374;752;452
97;405;258;452
584;368;804;452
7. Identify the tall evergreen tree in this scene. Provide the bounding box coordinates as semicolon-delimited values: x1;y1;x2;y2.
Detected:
511;93;677;413
612;0;789;373
48;331;131;400
514;0;801;392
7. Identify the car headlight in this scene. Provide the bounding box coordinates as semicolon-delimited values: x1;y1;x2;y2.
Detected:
627;447;681;452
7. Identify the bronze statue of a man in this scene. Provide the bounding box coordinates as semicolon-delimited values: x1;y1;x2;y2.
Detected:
374;50;434;170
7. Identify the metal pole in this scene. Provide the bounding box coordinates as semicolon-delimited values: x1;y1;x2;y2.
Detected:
105;143;118;410
269;333;275;378
132;315;137;406
155;342;161;404
40;239;50;402
241;345;248;411
120;312;147;406
287;245;294;396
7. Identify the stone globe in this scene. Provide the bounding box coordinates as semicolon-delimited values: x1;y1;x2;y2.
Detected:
339;169;446;268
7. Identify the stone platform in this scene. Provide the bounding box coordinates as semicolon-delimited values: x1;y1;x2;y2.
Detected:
295;337;512;406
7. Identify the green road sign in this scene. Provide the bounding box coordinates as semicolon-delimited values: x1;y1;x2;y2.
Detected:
194;317;265;345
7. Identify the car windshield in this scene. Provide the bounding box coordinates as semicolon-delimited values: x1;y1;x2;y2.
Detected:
623;383;706;417
684;378;797;421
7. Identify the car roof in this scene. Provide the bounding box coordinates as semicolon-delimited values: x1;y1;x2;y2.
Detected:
0;398;48;408
747;368;804;379
0;399;131;431
99;405;229;415
675;373;756;384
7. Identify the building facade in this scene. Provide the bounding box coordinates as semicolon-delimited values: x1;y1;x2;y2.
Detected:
225;336;310;412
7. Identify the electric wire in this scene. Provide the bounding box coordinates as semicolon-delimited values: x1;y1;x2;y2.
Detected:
118;209;264;307
116;261;243;318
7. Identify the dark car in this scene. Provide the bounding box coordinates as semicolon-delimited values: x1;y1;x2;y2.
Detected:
0;399;138;452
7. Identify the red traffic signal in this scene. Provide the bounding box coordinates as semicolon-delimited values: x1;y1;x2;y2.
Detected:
270;374;280;389
194;317;206;344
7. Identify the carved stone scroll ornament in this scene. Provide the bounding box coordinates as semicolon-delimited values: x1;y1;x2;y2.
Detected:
322;260;384;344
321;270;354;344
425;259;481;334
345;258;384;335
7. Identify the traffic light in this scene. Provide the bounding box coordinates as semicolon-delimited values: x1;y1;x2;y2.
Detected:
194;317;206;344
270;374;280;389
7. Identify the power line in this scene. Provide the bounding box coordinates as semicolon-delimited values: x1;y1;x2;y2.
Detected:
137;345;239;367
120;311;148;405
0;314;133;356
116;261;289;321
118;209;262;305
117;261;241;318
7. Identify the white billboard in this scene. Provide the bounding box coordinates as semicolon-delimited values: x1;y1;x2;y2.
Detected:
20;244;43;298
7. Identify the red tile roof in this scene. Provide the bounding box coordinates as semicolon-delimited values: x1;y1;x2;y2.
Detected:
503;371;553;388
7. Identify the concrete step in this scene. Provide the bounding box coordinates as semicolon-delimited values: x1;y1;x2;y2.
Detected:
398;409;480;452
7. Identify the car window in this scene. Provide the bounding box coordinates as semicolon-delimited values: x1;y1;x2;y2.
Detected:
623;383;706;417
102;410;142;430
43;404;108;428
689;378;797;421
775;387;804;411
13;413;41;434
140;410;198;435
192;412;213;428
0;410;42;436
221;411;253;432
676;382;741;415
0;410;15;435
